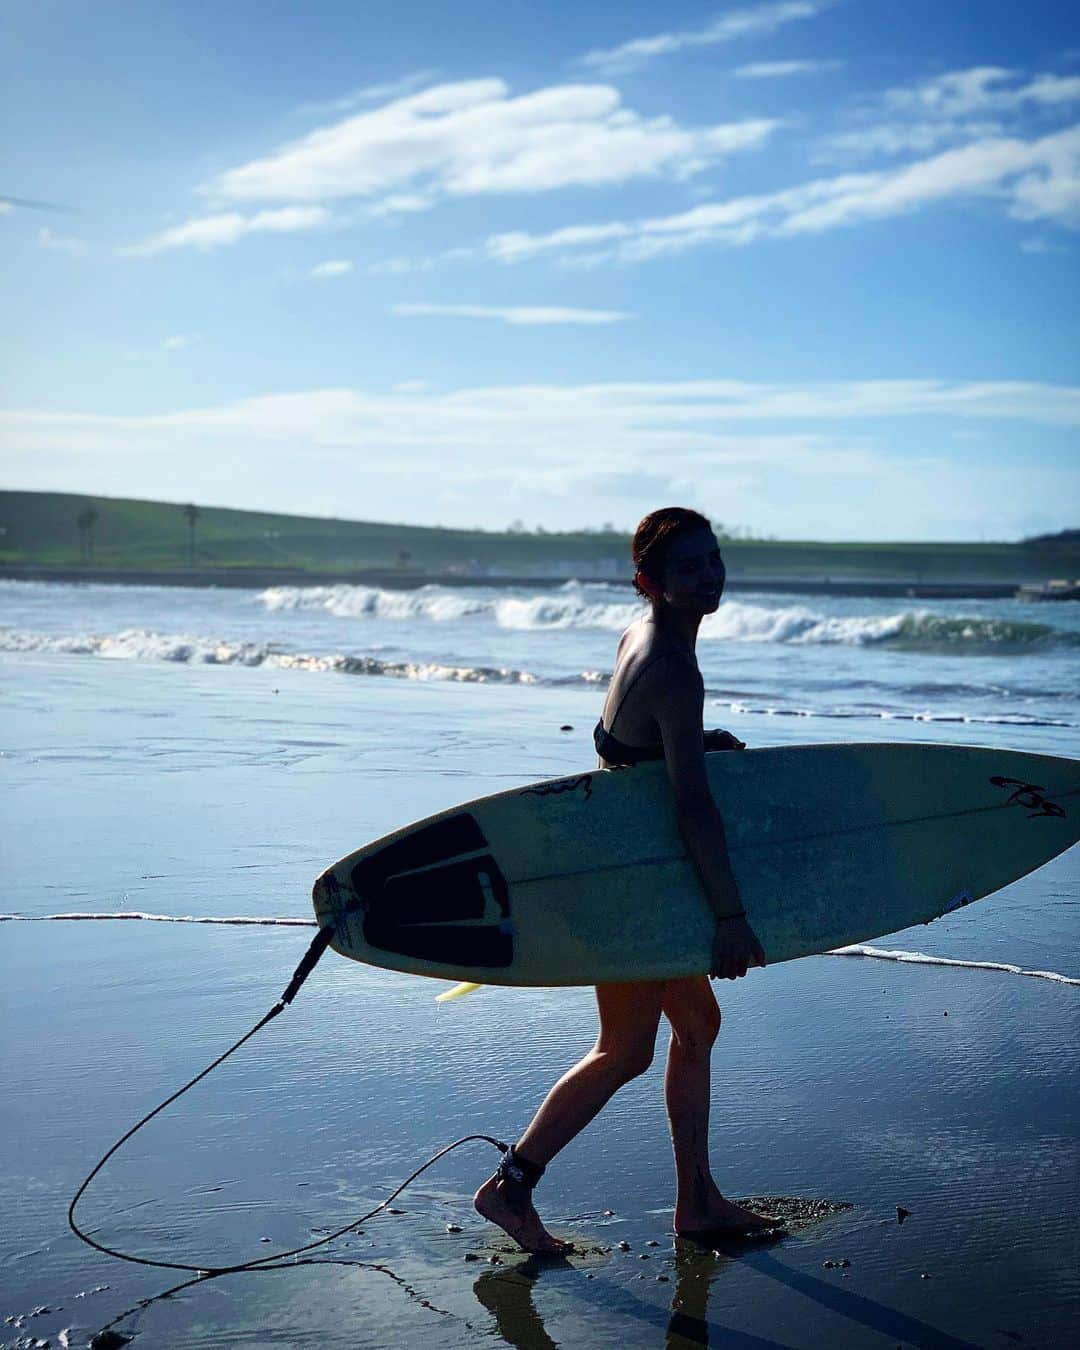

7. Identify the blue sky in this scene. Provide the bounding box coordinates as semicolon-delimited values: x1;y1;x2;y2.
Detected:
2;0;1077;540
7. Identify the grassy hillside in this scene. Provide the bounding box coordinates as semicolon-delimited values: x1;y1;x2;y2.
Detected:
0;490;628;575
1;490;1077;583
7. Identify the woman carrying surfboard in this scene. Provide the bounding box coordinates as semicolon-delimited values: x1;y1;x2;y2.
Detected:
475;507;774;1254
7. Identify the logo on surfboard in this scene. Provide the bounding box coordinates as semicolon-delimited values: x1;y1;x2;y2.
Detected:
989;776;1066;820
521;774;594;802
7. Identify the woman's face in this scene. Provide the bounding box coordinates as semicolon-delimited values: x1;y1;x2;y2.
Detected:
658;527;726;613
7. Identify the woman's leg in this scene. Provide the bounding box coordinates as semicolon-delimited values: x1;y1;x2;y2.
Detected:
662;976;776;1234
475;980;665;1253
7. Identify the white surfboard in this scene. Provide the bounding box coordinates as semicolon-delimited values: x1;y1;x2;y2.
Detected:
312;743;1079;986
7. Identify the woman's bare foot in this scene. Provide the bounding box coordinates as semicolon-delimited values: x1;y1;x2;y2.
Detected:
675;1192;780;1237
474;1175;574;1255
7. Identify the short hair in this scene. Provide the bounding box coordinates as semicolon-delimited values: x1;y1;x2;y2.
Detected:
632;507;713;598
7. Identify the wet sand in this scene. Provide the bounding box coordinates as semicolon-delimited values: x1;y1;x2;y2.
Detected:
2;659;1078;1348
4;917;1078;1348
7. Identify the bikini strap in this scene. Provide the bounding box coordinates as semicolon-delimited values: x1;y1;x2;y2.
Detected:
605;649;688;739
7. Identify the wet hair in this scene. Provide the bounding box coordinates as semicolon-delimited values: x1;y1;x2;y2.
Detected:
632;507;713;598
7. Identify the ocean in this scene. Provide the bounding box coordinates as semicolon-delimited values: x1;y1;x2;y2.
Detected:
2;577;1078;1348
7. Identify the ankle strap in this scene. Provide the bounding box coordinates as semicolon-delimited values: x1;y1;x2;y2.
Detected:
496;1144;545;1189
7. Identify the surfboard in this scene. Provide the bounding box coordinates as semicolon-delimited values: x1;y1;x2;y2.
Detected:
312;743;1079;987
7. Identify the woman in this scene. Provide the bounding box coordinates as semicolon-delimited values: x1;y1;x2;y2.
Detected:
475;508;771;1254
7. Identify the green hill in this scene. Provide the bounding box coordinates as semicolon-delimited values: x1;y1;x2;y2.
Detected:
0;489;611;572
1;489;1076;585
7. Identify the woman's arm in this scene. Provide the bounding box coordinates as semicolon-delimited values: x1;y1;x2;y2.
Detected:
652;658;766;979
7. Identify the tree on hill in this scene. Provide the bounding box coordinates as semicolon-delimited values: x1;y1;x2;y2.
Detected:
76;506;98;563
183;503;200;565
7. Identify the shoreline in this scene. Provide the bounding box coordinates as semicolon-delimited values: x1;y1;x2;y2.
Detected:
0;562;1022;599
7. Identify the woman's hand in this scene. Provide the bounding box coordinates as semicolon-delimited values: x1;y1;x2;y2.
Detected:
709;915;767;980
704;729;745;752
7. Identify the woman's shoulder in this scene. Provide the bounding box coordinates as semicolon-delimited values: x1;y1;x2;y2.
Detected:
621;637;699;689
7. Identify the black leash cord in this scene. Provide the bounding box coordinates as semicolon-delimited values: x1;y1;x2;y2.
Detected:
68;923;508;1276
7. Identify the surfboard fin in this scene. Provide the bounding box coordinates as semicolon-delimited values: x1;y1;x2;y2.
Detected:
436;981;483;1003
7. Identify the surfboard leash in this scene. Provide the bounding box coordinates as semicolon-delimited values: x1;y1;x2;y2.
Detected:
67;921;509;1277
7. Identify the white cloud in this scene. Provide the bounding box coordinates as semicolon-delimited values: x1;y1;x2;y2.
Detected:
297;71;438;117
367;193;433;217
0;201;12;216
1019;236;1069;254
883;68;1080;119
5;377;1075;538
580;2;827;75
816;120;1004;161
818;68;1080;163
366;254;443;276
36;226;88;256
124;205;330;256
477;126;1080;265
310;259;353;278
207;79;779;209
734;59;841;79
122;334;197;360
6;377;1077;446
485;221;634;264
390;303;631;325
1008;128;1080;226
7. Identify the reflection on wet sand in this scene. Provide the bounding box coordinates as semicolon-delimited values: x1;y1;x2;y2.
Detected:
86;1256;485;1348
474;1255;571;1350
469;1196;984;1350
78;1195;1003;1349
472;1237;793;1350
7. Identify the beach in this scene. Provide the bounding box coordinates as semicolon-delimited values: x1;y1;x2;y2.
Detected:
2;580;1078;1348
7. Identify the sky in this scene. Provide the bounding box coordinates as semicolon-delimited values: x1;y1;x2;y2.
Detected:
2;0;1078;541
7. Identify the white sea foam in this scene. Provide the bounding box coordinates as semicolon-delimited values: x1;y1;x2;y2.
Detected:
260;583;490;622
829;945;1079;986
493;594;639;631
0;627;271;665
709;698;1075;729
3;916;1076;986
262;586;851;641
0;628;537;684
260;582;642;632
0;912;316;925
701;603;1065;649
275;652;538;683
2;625;1074;721
254;584;1071;650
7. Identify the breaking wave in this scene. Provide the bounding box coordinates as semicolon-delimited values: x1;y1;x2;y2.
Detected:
700;605;1073;652
257;585;1074;652
0;628;537;684
2;627;1075;726
258;582;639;633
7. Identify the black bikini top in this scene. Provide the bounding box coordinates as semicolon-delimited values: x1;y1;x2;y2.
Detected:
593;720;664;766
593;650;673;766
